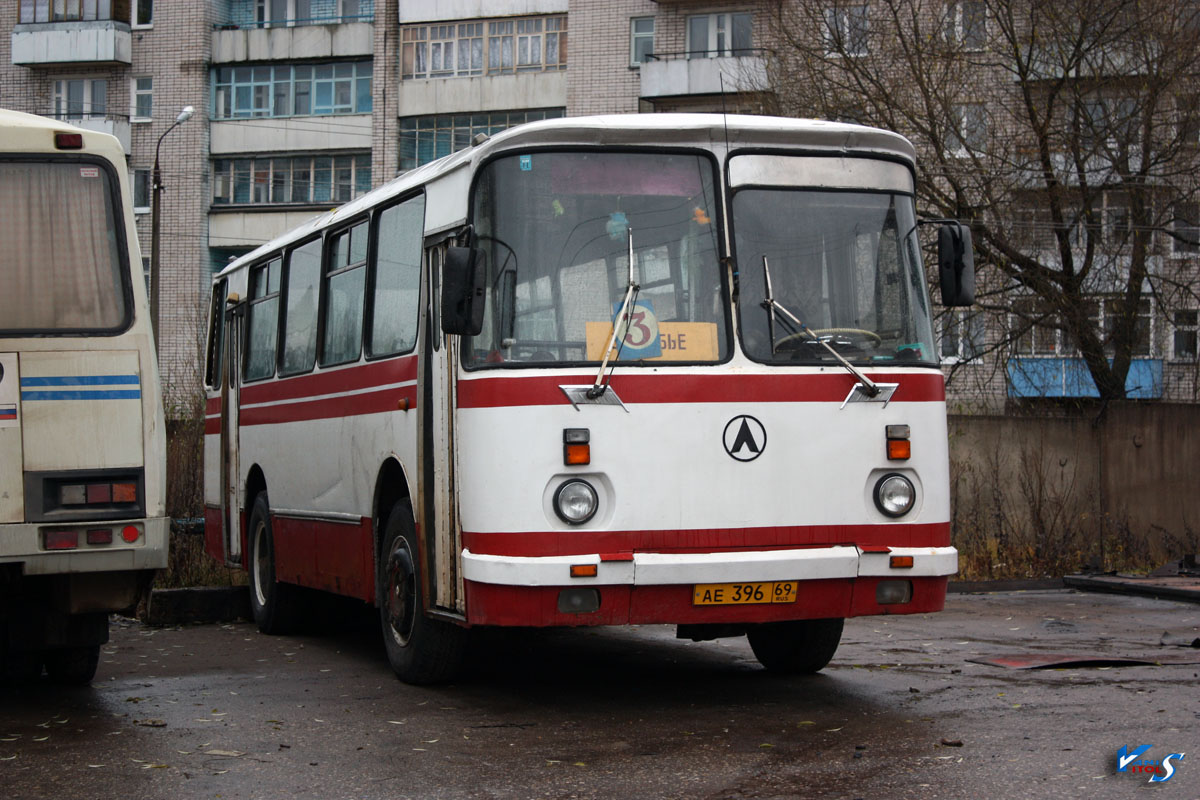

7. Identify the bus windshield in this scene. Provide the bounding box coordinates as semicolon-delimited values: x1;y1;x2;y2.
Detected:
465;151;727;366
734;189;937;366
0;160;128;333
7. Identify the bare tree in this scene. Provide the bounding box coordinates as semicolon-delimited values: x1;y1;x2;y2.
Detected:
767;0;1200;405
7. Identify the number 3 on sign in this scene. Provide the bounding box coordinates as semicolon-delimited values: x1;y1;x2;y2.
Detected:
613;299;662;359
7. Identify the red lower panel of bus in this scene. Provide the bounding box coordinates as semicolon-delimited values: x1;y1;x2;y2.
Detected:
463;576;948;627
272;515;376;603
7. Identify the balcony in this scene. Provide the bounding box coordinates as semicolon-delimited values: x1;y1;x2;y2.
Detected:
212;19;373;63
12;21;131;66
639;50;767;100
45;113;131;154
1007;357;1163;399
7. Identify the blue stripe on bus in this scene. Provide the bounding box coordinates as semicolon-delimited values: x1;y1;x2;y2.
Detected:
21;390;141;401
20;374;140;387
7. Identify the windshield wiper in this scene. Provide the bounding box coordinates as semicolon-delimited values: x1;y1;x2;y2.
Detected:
588;228;640;399
760;255;880;398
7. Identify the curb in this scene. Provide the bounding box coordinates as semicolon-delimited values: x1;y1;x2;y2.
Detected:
948;578;1065;593
1063;574;1200;605
145;586;250;626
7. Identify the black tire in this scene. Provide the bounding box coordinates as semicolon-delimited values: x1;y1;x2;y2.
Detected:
2;650;43;682
44;645;99;685
747;618;844;674
378;501;467;685
248;492;303;635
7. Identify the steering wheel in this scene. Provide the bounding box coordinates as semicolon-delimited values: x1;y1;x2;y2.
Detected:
775;327;883;349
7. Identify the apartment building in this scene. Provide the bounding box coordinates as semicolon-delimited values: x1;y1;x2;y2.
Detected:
5;1;1194;409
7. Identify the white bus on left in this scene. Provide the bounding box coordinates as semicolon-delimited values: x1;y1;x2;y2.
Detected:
0;109;168;684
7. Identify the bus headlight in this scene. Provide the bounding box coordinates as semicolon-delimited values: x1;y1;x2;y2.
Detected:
554;480;599;525
873;473;915;518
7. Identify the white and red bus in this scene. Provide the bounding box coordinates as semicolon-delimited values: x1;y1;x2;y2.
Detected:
204;114;973;684
0;109;168;683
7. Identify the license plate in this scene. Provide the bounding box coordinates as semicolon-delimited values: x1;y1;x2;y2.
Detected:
692;581;798;606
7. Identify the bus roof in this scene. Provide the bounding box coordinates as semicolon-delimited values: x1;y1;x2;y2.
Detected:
215;113;916;281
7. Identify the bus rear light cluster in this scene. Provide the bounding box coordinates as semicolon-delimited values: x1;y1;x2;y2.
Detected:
54;132;83;150
44;525;141;551
61;481;138;506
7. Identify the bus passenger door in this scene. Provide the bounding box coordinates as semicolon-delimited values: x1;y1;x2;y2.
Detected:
419;245;464;615
220;303;245;565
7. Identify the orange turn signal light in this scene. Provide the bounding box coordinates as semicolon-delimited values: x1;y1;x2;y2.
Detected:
890;555;914;569
563;428;591;466
570;564;598;578
887;439;911;460
564;443;591;465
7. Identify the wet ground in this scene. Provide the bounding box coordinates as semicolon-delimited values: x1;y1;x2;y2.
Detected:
1;590;1198;799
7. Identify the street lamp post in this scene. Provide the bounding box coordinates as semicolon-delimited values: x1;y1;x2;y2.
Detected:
150;105;194;351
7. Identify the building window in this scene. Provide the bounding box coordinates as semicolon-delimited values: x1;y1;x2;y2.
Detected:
631;17;655;66
133;0;153;27
943;1;985;49
52;78;107;121
1011;298;1060;356
256;0;311;28
940;309;984;362
947;103;987;156
213;153;371;206
399;109;564;171
131;77;153;122
825;5;869;56
1172;201;1199;254
401;15;566;79
686;13;752;59
1092;297;1152;356
212;62;373;119
133;168;150;213
340;0;360;21
20;0;118;23
1173;310;1198;360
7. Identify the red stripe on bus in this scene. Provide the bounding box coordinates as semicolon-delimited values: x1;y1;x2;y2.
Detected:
456;371;945;409
463;576;949;627
463;522;951;557
240;355;417;407
239;385;418;426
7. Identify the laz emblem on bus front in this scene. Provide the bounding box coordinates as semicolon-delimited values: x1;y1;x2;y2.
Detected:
723;415;766;462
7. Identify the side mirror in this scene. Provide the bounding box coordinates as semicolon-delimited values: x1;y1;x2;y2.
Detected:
938;222;975;307
442;246;486;336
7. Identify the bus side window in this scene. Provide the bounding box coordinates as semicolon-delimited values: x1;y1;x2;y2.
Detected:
281;237;322;376
245;258;280;381
321;219;368;366
205;280;227;388
368;194;425;357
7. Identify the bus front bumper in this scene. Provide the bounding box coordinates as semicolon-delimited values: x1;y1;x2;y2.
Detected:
460;545;957;627
462;545;958;587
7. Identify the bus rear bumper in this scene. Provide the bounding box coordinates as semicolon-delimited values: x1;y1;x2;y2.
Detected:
0;516;169;575
461;545;956;627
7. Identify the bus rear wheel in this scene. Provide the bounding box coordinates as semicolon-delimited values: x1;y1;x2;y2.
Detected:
248;493;302;635
44;645;99;685
747;618;844;674
378;501;466;685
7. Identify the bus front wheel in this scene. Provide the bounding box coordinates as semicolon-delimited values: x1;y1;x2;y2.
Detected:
378;501;466;685
747;618;844;674
248;493;302;635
